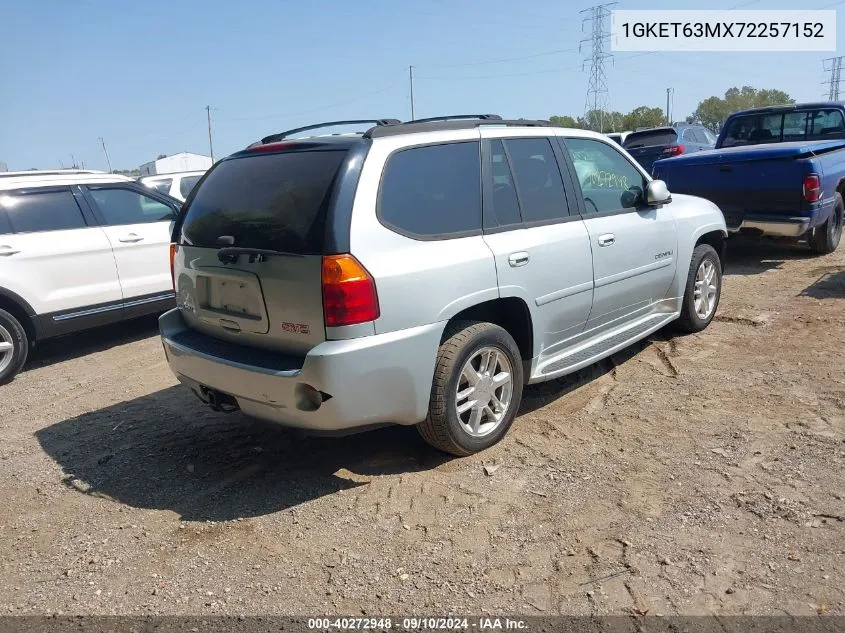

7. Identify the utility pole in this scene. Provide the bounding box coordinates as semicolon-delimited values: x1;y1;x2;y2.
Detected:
206;105;215;162
823;57;844;100
580;3;616;133
409;66;416;120
665;88;674;125
70;154;77;169
98;137;113;173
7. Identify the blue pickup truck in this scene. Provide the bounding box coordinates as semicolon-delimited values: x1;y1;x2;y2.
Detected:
653;102;845;254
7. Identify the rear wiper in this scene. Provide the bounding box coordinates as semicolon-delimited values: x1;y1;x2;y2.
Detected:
217;247;304;264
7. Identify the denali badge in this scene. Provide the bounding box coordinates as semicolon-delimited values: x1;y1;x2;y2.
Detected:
281;322;310;335
654;250;673;260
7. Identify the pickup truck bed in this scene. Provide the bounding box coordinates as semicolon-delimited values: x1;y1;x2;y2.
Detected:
652;139;845;250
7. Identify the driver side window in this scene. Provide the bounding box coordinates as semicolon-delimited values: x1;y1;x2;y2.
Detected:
563;137;646;215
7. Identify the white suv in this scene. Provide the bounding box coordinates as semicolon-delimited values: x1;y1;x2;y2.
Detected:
0;170;181;383
138;171;206;202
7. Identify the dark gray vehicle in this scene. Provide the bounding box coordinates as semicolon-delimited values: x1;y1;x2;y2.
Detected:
624;124;717;173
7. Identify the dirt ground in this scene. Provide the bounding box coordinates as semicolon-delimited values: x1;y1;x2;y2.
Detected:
1;237;843;618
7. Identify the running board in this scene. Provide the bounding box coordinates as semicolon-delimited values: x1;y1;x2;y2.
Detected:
531;312;678;383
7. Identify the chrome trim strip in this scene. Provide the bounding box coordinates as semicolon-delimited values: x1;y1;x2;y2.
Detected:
52;292;175;322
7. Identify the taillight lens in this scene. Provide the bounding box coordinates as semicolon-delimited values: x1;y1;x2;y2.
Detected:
321;254;379;327
169;243;177;291
803;174;821;202
662;144;685;156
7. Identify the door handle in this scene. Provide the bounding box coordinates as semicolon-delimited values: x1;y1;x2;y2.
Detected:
508;252;530;267
597;234;615;247
0;246;20;256
118;234;144;243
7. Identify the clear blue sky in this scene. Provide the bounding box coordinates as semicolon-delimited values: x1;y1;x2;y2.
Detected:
2;0;843;171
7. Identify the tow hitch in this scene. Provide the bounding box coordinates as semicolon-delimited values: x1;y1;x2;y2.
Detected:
195;385;239;413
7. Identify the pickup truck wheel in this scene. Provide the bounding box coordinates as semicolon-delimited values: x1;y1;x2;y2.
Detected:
675;244;722;334
418;321;524;456
0;308;28;385
809;193;843;255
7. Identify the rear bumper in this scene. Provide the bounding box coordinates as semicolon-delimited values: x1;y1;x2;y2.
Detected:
736;216;812;238
159;309;443;431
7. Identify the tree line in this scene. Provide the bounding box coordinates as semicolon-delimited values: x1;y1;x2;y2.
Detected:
551;86;794;134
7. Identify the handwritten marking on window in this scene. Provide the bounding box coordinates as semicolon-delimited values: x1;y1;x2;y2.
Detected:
586;170;629;190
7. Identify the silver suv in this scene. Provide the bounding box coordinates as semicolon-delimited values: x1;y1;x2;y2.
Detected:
160;115;727;455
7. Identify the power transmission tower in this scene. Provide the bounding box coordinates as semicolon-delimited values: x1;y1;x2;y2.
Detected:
580;2;616;133
206;105;215;162
823;57;844;100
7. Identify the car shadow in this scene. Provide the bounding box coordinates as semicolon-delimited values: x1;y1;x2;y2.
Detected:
35;385;449;522
724;234;814;276
800;266;845;299
23;315;161;373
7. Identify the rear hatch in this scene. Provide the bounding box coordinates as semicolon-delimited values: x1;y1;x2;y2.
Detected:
623;128;680;173
652;141;845;228
172;145;350;355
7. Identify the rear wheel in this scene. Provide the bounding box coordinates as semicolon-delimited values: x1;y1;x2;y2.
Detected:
809;193;843;255
675;244;722;334
417;321;523;456
0;308;28;385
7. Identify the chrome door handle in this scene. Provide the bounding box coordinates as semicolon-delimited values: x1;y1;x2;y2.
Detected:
118;234;144;243
508;252;530;267
597;234;615;247
0;246;20;256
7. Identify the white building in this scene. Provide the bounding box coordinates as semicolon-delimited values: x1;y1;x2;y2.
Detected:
139;152;212;176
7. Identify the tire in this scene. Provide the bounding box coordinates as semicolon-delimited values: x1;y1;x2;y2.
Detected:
809;192;843;255
675;244;722;334
0;308;28;385
417;321;524;456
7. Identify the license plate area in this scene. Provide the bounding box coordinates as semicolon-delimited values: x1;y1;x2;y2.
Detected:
194;268;269;334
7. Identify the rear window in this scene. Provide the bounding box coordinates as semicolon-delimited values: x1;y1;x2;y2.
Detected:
723;109;845;146
179;174;202;198
179;150;346;253
623;129;678;149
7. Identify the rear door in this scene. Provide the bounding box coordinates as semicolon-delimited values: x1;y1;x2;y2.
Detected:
83;184;178;302
0;186;122;316
173;148;349;355
562;136;678;333
479;131;594;358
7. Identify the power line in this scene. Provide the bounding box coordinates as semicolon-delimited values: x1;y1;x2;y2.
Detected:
580;3;616;132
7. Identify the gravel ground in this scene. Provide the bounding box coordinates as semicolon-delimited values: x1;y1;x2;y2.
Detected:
0;237;843;617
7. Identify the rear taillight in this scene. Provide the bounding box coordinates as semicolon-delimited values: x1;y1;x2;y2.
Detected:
662;144;685;156
321;254;379;327
169;243;177;291
803;173;821;203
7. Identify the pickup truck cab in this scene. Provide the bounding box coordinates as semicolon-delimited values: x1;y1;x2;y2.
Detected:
653;103;845;254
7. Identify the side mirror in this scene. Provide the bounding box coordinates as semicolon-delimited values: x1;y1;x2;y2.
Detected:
646;179;672;206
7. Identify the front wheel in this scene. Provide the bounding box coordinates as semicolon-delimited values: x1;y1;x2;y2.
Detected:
0;308;28;385
417;321;524;456
809;193;843;255
675;244;722;334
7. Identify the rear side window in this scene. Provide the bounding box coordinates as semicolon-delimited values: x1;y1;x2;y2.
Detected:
809;109;845;139
488;140;522;227
179;175;202;198
623;129;678;148
379;141;481;238
147;179;172;194
180;150;347;253
502;138;569;224
0;189;87;233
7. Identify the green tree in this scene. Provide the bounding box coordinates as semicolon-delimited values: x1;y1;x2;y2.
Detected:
549;115;582;128
688;86;793;131
622;106;665;131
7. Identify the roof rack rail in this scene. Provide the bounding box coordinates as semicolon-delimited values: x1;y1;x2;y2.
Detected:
407;114;502;124
261;119;401;144
365;117;550;139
